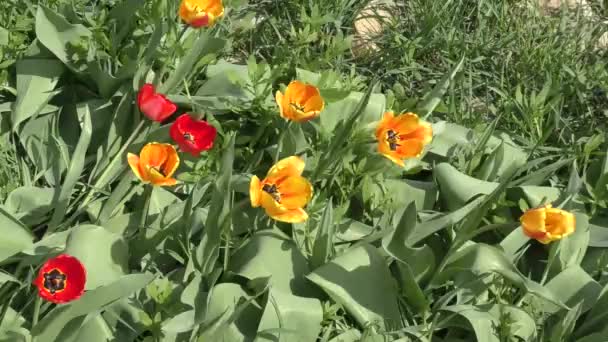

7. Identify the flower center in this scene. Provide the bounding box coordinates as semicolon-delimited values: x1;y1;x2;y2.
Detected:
43;269;66;294
262;183;281;203
150;166;166;177
289;102;306;112
183;132;194;142
386;129;401;151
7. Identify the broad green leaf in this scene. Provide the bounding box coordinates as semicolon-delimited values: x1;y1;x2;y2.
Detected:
256;288;323;342
417;56;465;119
21;231;70;256
228;230;314;297
328;329;362;342
334;219;375;243
200;283;262;341
11;58;64;130
65;225;129;290
0;307;29;341
311;201;335;269
321;92;385;133
437;243;565;307
48;104;92;229
35;5;91;67
32;273;154;342
476;139;527;181
576;282;608;337
506;186;561;208
439;304;536;342
4;186;54;226
383;179;437;211
306;244;403;330
382;202;430;313
0;206;34;262
434;163;498;211
540;266;601;315
66;315;114;342
426;122;472;159
161;310;195;334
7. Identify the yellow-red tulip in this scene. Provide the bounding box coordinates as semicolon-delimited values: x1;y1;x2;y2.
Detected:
127;143;180;186
375;111;433;167
275;81;324;122
520;204;575;244
179;0;224;28
250;156;313;223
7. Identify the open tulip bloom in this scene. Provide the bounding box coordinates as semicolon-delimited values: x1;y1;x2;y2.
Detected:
520;204;576;244
170;114;217;156
137;84;177;122
375;111;433;167
275;80;325;122
179;0;224;28
250;156;313;223
34;254;86;304
128;143;180;186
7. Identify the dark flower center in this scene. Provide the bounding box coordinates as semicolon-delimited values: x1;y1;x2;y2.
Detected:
262;183;281;203
43;269;66;294
289;102;306;112
150;166;166;177
386;129;400;151
183;132;194;142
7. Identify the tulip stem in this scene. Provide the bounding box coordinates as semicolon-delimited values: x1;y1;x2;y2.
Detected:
137;185;154;239
32;295;41;333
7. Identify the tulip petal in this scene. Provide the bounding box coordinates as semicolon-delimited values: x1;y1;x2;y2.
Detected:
277;176;313;209
250;176;262;207
127;153;148;182
148;167;177;186
269;208;309;223
140;143;169;169
266;156;305;181
395;139;425;159
161;144;180;178
303;94;324;114
276;90;287;119
393;113;421;135
375;112;395;139
520;207;547;236
137;84;154;106
400;121;433;145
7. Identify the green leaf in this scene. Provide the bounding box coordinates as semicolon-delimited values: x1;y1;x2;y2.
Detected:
382;202;430;313
0;206;34;262
383;179;438;211
320;92;385;134
437;243;565;307
576;282;608;337
64;225;129;290
200;283;262;341
417;56;465;119
548;213;590;275
439;304;536;342
311;201;335;269
540;266;601;315
158;31;226;94
65;315;114;342
228;230;315;297
48;103;92;230
506;186;561;208
32;273;154;341
35;5;91;67
4;186;54;226
434;163;498;211
0;307;28;341
256;288;323;342
11;58;64;130
306;244;403;330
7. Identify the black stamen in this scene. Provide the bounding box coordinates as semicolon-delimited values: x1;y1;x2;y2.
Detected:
43;269;66;294
183;132;194;141
289;103;306;112
262;184;281;203
386;129;400;151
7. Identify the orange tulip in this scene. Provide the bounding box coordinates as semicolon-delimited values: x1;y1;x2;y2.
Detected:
250;156;313;223
275;81;324;122
179;0;224;28
375;112;433;167
520;204;575;244
127;143;180;186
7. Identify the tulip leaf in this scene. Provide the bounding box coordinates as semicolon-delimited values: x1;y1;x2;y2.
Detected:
437;243;566;307
48;103;92;230
575;281;608;337
547;212;590;276
0;206;34;263
311;201;335;269
434;163;499;211
256;288;323;342
0;307;28;341
32;273;154;342
321;92;385;134
64;224;129;290
34;5;92;68
4;186;55;226
439;304;536;342
11;58;64;130
228;230;315;297
306;244;403;331
540;266;601;315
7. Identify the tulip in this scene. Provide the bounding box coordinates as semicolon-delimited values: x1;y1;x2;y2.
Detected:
375;112;433;167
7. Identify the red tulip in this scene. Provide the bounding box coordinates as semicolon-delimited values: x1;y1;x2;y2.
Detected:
169;114;217;156
34;254;87;304
137;83;177;122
